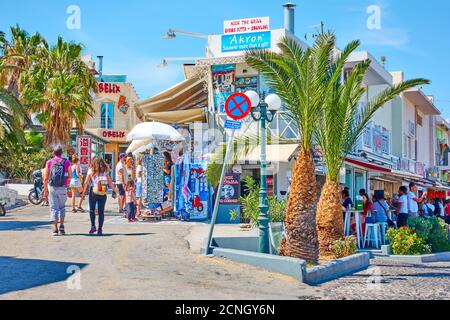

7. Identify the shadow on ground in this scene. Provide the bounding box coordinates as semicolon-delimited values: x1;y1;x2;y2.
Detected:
0;221;51;231
0;256;88;295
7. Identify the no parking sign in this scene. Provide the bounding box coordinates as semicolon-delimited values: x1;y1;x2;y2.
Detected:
224;93;252;130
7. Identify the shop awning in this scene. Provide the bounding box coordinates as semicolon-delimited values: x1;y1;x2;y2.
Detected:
390;170;425;181
403;89;440;116
239;144;299;164
345;157;392;173
144;108;206;124
137;78;207;114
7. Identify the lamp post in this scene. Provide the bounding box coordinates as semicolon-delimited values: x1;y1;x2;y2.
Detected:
245;91;282;254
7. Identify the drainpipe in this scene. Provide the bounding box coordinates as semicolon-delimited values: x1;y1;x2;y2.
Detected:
97;55;104;81
283;3;296;34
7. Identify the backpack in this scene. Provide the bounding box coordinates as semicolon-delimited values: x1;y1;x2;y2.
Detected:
92;174;108;196
49;159;67;188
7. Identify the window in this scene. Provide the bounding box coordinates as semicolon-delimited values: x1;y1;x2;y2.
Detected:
416;114;423;127
100;103;114;129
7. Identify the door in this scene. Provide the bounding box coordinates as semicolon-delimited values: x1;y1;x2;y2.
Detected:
105;153;114;180
354;169;367;199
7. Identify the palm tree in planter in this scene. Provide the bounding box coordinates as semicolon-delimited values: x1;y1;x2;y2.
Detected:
315;32;429;259
21;36;97;147
245;36;333;264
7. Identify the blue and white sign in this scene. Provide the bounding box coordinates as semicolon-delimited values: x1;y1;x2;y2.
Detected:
222;31;271;53
224;120;243;130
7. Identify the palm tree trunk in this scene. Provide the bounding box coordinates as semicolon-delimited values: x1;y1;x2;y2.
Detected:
279;148;319;265
317;180;344;260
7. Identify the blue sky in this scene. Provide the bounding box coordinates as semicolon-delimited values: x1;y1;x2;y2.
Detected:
1;0;450;117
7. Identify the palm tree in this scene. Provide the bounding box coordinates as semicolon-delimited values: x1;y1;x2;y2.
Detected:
21;36;97;147
314;32;430;259
0;26;45;97
245;36;333;264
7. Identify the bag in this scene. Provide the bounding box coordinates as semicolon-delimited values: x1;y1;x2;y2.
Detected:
49;159;67;188
92;174;108;196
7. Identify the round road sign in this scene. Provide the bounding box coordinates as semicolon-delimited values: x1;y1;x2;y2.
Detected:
224;93;252;121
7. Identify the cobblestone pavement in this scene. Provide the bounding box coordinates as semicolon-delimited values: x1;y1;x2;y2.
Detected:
321;258;450;300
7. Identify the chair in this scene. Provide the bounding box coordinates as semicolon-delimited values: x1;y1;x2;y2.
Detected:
377;222;389;245
363;223;382;249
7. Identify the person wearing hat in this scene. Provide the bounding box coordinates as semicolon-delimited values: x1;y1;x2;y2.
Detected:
115;153;128;214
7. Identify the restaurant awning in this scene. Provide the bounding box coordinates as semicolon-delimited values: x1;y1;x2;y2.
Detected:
239;144;299;164
345;157;392;173
137;78;207;114
144;108;206;125
403;89;440;116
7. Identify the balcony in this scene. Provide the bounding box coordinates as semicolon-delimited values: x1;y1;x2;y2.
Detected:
84;117;131;131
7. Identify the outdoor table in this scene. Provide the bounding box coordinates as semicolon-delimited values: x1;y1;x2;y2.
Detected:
344;210;364;248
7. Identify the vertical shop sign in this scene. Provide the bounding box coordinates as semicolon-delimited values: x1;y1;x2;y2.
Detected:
212;64;236;113
219;174;241;204
76;136;92;174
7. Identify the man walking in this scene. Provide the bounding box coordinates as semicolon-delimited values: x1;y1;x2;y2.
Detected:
43;146;72;236
115;153;128;214
397;186;409;228
408;183;427;218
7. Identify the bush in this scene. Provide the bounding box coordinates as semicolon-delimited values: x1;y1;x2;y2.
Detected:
386;227;431;256
230;176;286;226
407;217;450;253
332;236;358;259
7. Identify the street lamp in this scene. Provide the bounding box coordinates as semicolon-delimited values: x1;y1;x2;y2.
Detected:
161;29;210;39
245;90;282;254
157;57;202;68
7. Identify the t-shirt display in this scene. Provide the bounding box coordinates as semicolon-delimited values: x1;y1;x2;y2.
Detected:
142;154;165;205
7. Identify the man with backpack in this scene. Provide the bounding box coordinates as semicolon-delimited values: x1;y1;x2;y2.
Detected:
43;146;72;236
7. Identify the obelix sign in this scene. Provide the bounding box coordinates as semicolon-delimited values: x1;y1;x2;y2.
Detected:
98;83;121;94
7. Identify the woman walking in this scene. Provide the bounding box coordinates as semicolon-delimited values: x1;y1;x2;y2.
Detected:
69;155;85;213
83;156;118;236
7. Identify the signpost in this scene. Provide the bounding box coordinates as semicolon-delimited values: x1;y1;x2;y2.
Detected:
76;136;92;174
203;93;252;255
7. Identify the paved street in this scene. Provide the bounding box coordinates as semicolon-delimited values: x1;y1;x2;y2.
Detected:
1;200;449;300
0;201;322;300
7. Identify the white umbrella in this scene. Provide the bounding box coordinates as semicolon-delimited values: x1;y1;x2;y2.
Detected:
126;122;185;143
126;139;151;154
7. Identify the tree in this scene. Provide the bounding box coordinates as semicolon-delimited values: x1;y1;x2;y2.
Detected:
314;32;429;259
245;36;332;264
21;36;97;147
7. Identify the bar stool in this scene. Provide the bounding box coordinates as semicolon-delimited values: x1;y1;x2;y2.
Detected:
363;223;382;249
377;222;389;245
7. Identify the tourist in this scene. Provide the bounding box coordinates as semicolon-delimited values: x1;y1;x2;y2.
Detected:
69;155;85;213
408;183;427;217
422;199;435;218
115;153;128;214
373;193;396;228
43;146;72;236
342;189;354;211
397;186;409;228
444;200;450;224
135;157;143;217
83;156;118;236
125;179;138;223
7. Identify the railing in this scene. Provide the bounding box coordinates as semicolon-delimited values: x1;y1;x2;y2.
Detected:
84;117;131;131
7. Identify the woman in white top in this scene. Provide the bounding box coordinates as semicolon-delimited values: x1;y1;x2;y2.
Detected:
69;155;85;213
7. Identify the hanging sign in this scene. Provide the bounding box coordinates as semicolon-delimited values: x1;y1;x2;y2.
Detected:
76;136;92;174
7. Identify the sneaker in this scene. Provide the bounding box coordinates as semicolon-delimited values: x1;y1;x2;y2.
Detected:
71;208;77;213
128;219;133;223
89;226;97;234
59;225;66;236
97;228;103;236
132;218;139;222
52;229;59;236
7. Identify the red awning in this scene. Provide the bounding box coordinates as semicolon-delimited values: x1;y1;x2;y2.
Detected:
345;158;392;173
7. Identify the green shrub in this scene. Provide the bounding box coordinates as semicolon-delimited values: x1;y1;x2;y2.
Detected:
332;236;358;259
386;227;431;256
407;217;450;253
230;176;286;226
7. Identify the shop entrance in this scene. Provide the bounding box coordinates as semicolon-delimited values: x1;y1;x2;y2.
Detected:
105;152;115;180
